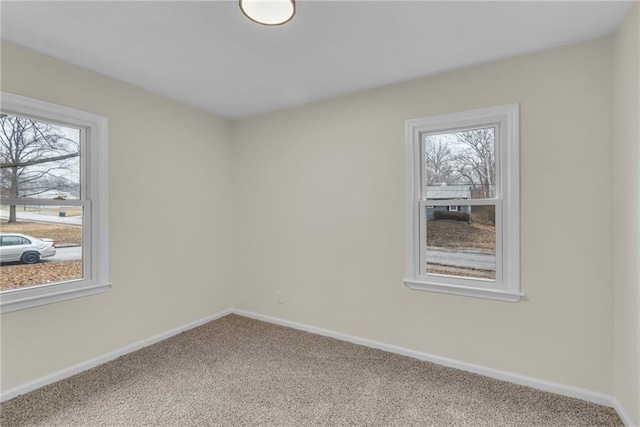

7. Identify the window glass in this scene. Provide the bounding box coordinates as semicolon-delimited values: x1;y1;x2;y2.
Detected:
425;127;496;199
425;204;496;280
1;113;85;292
422;127;498;281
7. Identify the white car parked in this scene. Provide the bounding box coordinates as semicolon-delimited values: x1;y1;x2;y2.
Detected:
0;233;56;264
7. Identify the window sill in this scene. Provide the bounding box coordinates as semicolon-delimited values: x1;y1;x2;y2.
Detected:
0;282;112;314
404;279;523;302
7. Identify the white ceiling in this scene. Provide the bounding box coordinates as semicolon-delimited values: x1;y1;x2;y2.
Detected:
1;1;633;119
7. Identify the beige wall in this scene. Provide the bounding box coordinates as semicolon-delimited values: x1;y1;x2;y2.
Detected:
614;2;640;424
0;41;234;392
233;38;615;394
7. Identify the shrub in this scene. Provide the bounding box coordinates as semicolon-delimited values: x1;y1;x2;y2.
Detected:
433;210;470;222
470;205;495;225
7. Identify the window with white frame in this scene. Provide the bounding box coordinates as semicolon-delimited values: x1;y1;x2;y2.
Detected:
0;92;109;313
404;104;521;302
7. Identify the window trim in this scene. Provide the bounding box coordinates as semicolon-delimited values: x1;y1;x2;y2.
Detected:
0;92;110;313
404;104;521;302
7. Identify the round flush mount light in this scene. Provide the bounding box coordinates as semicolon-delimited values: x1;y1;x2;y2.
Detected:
239;0;295;26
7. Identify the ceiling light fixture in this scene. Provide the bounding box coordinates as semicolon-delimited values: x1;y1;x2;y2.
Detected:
239;0;295;26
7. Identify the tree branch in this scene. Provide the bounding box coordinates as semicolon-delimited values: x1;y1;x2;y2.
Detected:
0;152;79;169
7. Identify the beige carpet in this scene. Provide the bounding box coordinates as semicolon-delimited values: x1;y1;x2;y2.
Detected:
0;314;622;426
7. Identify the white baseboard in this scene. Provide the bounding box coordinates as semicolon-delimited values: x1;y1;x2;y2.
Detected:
613;398;638;427
2;307;635;427
0;308;233;403
234;309;634;424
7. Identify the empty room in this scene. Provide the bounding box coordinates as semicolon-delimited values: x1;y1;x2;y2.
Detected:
0;1;638;426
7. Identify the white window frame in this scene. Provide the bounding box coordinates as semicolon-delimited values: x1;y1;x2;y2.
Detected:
449;205;459;211
0;92;110;313
404;104;521;302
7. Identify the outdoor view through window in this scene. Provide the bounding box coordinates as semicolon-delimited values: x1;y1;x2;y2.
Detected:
0;113;83;291
424;127;496;280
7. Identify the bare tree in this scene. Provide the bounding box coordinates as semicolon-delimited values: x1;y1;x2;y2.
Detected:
425;136;455;185
452;128;495;198
0;114;79;223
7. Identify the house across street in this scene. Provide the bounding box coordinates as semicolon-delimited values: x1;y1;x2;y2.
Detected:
426;184;471;219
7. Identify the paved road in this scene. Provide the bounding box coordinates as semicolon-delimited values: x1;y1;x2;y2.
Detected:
426;246;495;271
46;246;82;262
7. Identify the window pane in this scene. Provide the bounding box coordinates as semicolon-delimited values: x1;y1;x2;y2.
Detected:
0;114;80;200
425;204;495;280
425;127;495;199
0;204;83;291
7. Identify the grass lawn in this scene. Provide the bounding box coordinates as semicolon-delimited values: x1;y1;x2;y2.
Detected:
427;220;495;251
428;266;495;280
0;260;82;291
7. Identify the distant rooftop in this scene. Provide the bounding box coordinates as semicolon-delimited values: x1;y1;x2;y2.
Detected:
426;185;471;200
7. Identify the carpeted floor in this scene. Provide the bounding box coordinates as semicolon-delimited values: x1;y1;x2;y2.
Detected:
0;314;623;426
